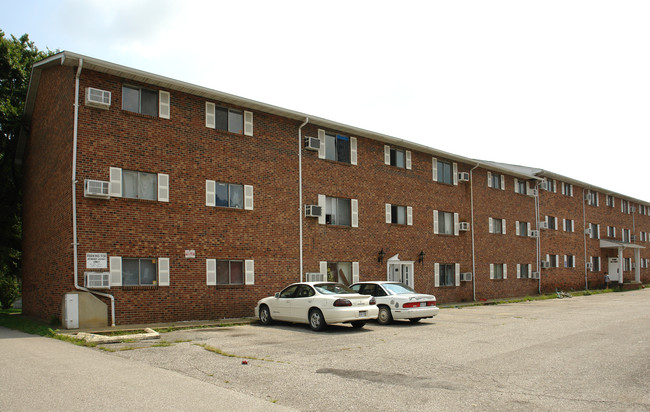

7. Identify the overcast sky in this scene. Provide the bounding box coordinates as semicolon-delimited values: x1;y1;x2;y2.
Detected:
3;1;650;201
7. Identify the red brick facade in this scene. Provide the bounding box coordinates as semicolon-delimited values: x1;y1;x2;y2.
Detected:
20;53;650;326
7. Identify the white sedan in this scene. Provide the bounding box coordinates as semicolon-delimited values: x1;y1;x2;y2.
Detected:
255;282;378;331
350;281;439;325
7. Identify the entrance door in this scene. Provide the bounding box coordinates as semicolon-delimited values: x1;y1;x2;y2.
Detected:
608;257;621;282
387;261;414;288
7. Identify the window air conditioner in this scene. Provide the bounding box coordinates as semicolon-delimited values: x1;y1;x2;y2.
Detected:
459;222;470;231
538;221;549;230
306;272;325;282
458;172;470;182
532;272;540;279
529;230;540;238
85;87;111;109
460;272;472;282
539;181;548;191
304;136;320;151
584;228;592;236
84;179;110;199
584;193;592;202
585;262;593;270
540;261;551;269
528;188;538;197
305;205;322;218
84;272;110;289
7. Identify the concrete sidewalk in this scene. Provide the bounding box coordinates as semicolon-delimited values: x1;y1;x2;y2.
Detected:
0;327;295;411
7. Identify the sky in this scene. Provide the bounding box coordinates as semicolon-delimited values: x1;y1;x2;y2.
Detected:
3;0;650;201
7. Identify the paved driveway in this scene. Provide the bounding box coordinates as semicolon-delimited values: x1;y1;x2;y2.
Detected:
3;289;650;411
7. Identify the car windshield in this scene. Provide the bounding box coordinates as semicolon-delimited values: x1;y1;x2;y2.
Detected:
314;283;356;295
382;282;416;295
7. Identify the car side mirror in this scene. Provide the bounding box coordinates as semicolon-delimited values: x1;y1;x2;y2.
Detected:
274;292;280;298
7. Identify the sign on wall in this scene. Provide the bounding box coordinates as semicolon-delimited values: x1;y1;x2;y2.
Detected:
86;253;107;269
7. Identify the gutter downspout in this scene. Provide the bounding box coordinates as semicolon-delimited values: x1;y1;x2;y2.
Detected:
469;162;480;301
71;59;116;326
582;188;588;290
535;184;541;294
298;117;309;282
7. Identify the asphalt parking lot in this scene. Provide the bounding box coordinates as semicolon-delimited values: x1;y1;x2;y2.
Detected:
98;289;650;411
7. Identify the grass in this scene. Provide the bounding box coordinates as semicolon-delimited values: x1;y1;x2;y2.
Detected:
194;343;281;363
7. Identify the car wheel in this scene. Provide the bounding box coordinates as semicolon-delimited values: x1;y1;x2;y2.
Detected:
377;306;393;325
351;321;366;328
309;308;326;331
258;305;272;325
409;318;421;324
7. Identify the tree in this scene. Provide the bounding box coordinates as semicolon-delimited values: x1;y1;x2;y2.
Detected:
0;30;54;283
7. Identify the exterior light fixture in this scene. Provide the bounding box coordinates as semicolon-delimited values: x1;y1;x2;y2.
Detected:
378;249;385;263
418;250;425;264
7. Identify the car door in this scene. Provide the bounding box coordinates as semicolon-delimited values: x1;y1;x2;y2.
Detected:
273;285;299;321
291;285;316;321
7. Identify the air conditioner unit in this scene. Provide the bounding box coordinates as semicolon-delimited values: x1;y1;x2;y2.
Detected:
458;172;470;182
529;230;540;238
539;181;548;191
304;136;320;151
540;261;551;269
84;272;110;289
459;222;470;231
305;205;322;218
306;272;325;282
584;228;592;236
532;271;540;279
528;188;538;197
84;179;110;198
460;272;472;282
584;193;592;202
85;87;111;109
538;221;549;230
586;262;593;270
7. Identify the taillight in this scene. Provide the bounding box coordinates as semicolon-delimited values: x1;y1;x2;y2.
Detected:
369;297;376;305
333;298;352;307
403;302;420;308
427;301;437;306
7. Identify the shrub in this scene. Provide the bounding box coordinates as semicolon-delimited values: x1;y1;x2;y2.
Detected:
0;276;20;310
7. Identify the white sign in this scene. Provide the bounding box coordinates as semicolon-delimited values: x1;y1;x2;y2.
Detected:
185;250;196;258
86;253;107;269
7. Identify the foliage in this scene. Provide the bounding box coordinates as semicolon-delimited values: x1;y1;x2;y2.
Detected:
0;274;19;309
0;311;55;336
0;30;55;281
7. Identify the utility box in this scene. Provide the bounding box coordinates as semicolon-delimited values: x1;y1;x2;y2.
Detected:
63;293;79;329
61;292;108;329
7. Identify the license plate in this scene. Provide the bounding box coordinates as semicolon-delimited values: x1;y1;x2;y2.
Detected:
359;311;367;317
420;302;425;307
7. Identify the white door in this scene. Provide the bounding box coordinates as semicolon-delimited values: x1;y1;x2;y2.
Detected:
387;261;414;288
608;258;621;282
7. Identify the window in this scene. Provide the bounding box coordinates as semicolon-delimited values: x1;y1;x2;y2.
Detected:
548;255;559;268
546;216;557;230
438;264;455;286
489;217;506;234
324;133;351;163
215;260;244;284
515;179;526;194
563;219;574;232
607;195;615;208
205;102;253;135
487;172;504;190
564;255;575;268
122;85;158;116
386;204;412;225
589;223;600;239
123;170;158;200
586;190;599;206
544;179;557;192
384;145;411;169
607;226;617;239
624;258;632;271
622;229;631;243
591;256;601;272
490;263;506;279
621;200;632;214
206;181;253;210
436;211;455;235
122;258;157;286
326;197;351;226
517;221;529;237
562;182;573;196
326;262;352;285
437;160;453;184
518;264;531;279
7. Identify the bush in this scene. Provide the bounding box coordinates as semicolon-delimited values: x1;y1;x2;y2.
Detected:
0;276;20;310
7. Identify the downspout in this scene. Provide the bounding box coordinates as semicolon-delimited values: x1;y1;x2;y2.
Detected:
71;59;116;326
535;184;541;294
298;117;309;282
582;188;588;290
469;162;480;301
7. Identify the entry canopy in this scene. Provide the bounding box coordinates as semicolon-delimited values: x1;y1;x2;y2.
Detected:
599;239;645;250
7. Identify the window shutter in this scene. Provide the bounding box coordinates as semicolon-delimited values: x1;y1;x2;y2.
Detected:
205;102;215;128
563;219;566;232
318;129;326;159
517;264;521;279
158;257;170;286
320;261;327;280
245;260;255;285
385;204;392;224
159;91;170;119
206;180;216;206
405;151;412;170
350;137;357;165
244;185;254;210
157;173;169;202
571;220;575;232
503;264;507;279
489;217;494;233
514;178;519;193
244;111;253;136
109;256;122;287
490;264;494;279
516;221;520;236
433;210;439;234
454;213;459;236
501;175;505;191
352;262;359;283
351;199;358;228
502;219;506;235
528;264;532;276
384;145;390;165
526;181;531;194
318;194;326;225
434;263;440;287
487;171;492;188
432;157;438;181
453;163;458;185
109;167;122;197
206;259;216;285
564;255;567;268
455;263;461;286
527;222;532;236
407;206;413;226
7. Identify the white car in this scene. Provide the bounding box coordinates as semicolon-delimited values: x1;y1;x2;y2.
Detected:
255;282;379;331
350;281;439;325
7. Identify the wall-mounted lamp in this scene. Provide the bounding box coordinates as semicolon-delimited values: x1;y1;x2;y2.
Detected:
418;250;425;264
378;249;385;263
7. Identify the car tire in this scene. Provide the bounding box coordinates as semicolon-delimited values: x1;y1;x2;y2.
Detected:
351;321;366;328
258;305;272;325
409;318;421;324
309;308;326;331
377;306;393;325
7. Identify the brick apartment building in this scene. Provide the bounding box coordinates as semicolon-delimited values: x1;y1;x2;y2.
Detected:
17;51;649;327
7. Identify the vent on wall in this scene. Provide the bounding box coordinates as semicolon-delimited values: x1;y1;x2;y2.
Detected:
85;87;111;109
